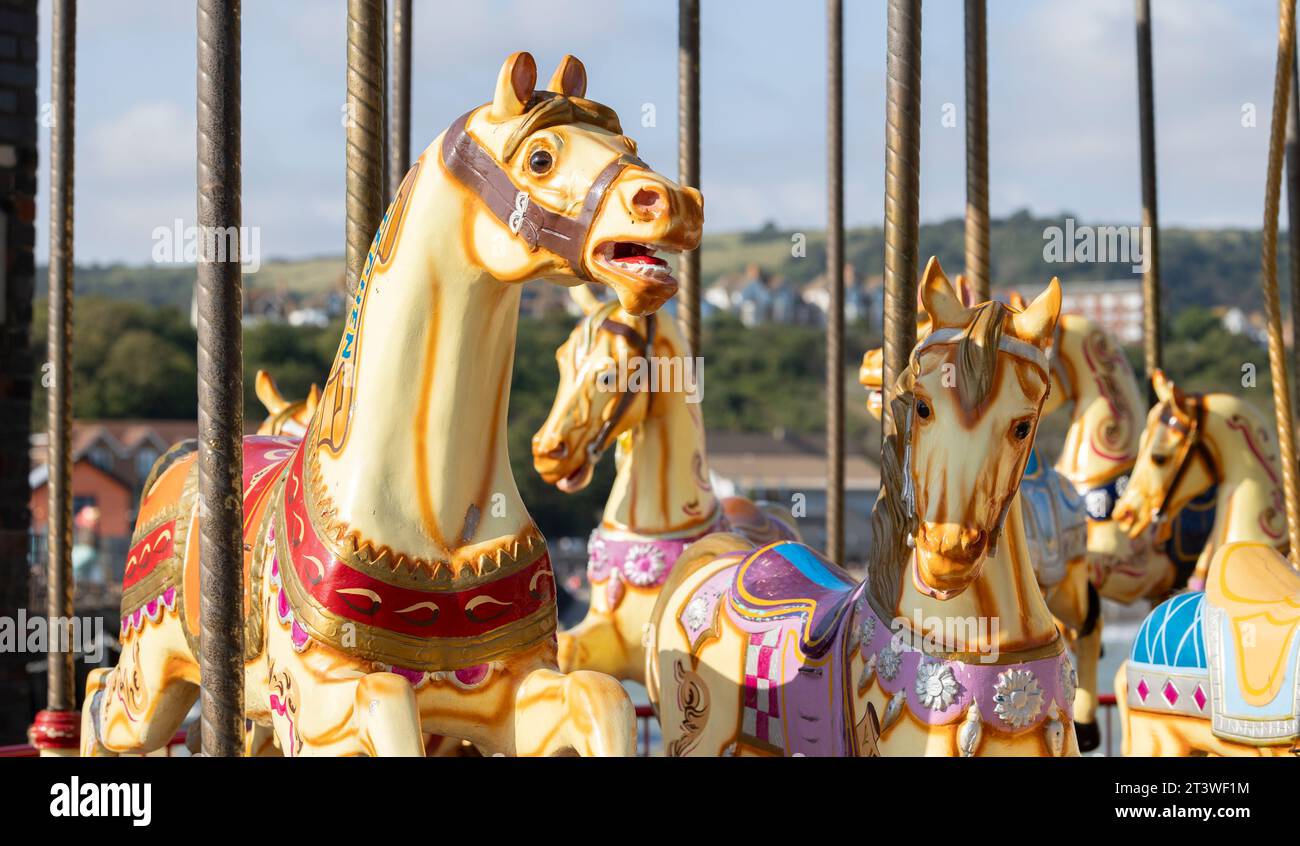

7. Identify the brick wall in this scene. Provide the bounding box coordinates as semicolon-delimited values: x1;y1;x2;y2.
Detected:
0;0;37;744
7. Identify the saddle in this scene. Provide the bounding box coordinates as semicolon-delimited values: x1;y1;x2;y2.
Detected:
1019;447;1088;589
728;541;857;659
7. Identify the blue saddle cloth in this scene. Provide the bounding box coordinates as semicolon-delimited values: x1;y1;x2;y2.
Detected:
729;541;858;660
1130;592;1207;670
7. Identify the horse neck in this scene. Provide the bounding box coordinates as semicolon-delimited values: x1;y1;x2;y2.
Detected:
893;496;1060;656
1202;395;1287;545
602;361;718;535
309;151;536;570
1053;317;1143;488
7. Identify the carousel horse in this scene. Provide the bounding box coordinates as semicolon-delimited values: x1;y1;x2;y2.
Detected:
646;259;1079;756
79;52;703;757
254;370;319;438
531;285;797;683
1110;370;1295;755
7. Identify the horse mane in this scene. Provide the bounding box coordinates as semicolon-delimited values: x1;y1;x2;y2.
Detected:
956;301;1009;411
866;389;920;617
503;93;623;161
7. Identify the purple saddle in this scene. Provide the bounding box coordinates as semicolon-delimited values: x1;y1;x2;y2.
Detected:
728;542;858;659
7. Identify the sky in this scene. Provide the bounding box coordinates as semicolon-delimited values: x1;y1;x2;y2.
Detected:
31;0;1289;266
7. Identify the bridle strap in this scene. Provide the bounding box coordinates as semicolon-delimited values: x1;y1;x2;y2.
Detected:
441;108;643;282
912;326;1050;375
588;314;657;461
1152;395;1217;523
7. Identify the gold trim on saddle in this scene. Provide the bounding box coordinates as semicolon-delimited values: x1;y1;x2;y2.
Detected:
120;459;199;619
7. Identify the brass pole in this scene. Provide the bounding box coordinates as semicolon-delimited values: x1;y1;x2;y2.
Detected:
1261;0;1300;565
826;0;845;565
677;0;701;356
45;0;76;717
196;0;245;756
1286;23;1300;448
388;0;411;204
883;0;922;442
1136;0;1162;403
964;0;989;301
347;0;386;294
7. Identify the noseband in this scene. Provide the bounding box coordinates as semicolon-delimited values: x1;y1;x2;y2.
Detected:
1148;395;1218;526
440;98;647;282
900;325;1050;554
586;313;657;463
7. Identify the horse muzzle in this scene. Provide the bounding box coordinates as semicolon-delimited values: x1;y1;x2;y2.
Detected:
913;522;989;597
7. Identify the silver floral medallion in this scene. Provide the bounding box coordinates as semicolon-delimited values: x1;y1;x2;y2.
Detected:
914;660;960;711
993;668;1044;728
876;645;901;681
1060;660;1077;709
684;593;711;632
622;544;668;587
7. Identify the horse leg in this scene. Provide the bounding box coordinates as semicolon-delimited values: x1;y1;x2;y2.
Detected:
557;611;630;678
512;667;636;756
352;672;426;757
80;627;198;757
1052;566;1103;752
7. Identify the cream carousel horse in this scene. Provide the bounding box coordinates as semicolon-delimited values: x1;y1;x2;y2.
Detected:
531;286;797;683
254;370;318;438
647;259;1078;756
80;52;703;757
1110;371;1296;755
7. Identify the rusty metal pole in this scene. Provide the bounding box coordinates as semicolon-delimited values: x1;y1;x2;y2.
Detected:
678;0;701;356
1136;0;1162;403
37;0;77;753
964;0;989;301
388;0;411;204
826;0;845;565
347;0;386;294
883;0;922;443
196;0;244;757
1286;24;1300;447
1261;0;1300;565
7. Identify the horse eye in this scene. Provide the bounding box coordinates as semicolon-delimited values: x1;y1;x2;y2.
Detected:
1152;453;1169;467
1013;420;1032;441
916;399;931;419
529;149;553;174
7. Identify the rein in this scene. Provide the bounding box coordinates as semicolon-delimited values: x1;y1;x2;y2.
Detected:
1150;395;1219;526
440;101;646;282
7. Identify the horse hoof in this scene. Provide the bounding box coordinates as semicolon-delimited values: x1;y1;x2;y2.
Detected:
1075;720;1100;752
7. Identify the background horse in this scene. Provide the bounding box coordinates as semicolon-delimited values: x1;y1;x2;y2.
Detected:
80;52;702;757
647;260;1077;756
532;285;796;683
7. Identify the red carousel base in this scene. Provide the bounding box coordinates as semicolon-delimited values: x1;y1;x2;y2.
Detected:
28;709;80;757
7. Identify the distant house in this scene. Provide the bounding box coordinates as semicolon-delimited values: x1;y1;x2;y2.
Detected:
999;279;1144;345
801;263;882;325
706;263;820;327
29;459;134;540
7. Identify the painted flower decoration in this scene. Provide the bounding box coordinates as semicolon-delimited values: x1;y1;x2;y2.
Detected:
914;661;960;711
876;645;901;681
993;668;1044;728
587;531;612;581
622;544;668;587
1060;661;1077;708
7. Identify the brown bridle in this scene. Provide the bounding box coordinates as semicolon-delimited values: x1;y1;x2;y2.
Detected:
586;313;657;464
1148;395;1220;527
440;96;647;283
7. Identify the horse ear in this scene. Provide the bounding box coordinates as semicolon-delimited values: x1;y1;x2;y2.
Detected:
919;257;968;328
490;52;537;122
305;384;321;417
568;283;604;316
255;370;287;414
1151;368;1187;409
546;55;587;98
1007;290;1028;310
859;348;883;390
1009;277;1061;350
953;273;979;307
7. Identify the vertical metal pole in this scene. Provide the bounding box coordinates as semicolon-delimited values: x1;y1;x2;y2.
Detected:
1261;0;1300;566
883;0;922;442
1136;0;1162;403
196;0;244;757
964;0;990;301
826;0;845;565
45;0;76;718
347;0;386;294
1286;23;1300;446
388;0;411;204
677;0;701;356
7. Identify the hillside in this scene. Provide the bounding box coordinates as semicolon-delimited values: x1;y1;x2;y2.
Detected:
40;210;1294;314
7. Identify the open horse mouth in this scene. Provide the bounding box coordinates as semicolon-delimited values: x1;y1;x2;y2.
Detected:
592;240;679;314
556;460;595;494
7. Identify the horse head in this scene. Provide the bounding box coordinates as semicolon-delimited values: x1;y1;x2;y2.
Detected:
532;285;687;492
448;52;703;314
1113;369;1215;540
894;258;1060;599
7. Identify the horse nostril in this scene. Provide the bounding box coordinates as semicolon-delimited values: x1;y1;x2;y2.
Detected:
546;442;568;460
631;187;666;220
